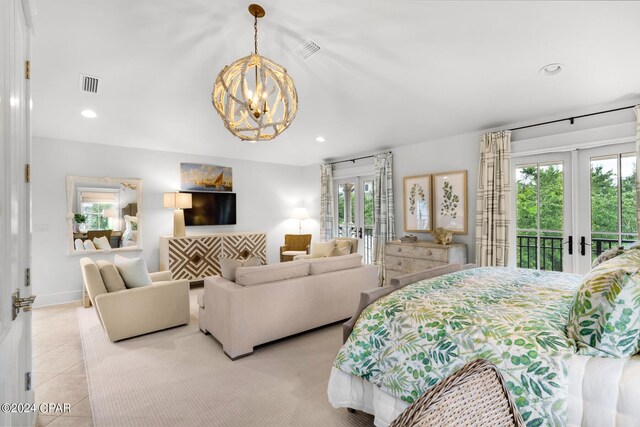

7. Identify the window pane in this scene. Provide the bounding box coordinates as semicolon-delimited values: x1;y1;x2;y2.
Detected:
539;163;563;231
591;156;619;234
620;153;637;235
337;185;346;236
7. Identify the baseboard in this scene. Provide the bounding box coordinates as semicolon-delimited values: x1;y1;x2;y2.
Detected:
33;290;82;307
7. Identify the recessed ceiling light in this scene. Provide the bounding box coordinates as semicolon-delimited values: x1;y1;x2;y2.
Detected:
81;109;97;118
315;136;325;143
539;63;563;76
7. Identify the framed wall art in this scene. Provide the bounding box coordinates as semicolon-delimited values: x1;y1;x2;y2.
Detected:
403;174;432;232
180;163;233;192
433;170;467;234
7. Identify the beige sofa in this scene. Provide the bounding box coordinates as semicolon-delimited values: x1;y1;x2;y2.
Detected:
80;257;190;341
202;253;378;359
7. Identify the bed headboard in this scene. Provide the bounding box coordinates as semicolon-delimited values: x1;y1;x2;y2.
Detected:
343;263;477;343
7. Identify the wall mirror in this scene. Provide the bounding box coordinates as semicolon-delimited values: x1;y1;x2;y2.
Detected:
66;176;143;255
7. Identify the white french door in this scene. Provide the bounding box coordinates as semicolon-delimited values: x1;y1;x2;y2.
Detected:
334;176;375;264
513;142;637;275
513;152;574;273
576;142;637;273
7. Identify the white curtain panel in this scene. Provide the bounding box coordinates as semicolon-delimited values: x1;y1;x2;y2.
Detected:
320;163;335;241
374;152;396;284
635;105;640;234
475;131;511;267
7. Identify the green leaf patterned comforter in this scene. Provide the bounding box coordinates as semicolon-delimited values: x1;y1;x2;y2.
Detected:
334;267;582;427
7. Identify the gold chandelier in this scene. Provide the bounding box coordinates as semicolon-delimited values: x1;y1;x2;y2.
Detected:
212;4;298;142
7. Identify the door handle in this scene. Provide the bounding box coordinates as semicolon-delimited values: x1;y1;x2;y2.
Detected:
564;235;573;255
12;289;36;321
358;227;363;239
579;236;590;257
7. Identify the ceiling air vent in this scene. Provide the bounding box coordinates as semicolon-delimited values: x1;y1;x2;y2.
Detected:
294;40;320;60
79;74;100;94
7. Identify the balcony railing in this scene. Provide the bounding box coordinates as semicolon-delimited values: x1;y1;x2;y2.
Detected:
337;224;374;264
517;235;636;271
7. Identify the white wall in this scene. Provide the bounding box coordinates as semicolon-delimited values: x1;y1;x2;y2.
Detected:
31;137;319;306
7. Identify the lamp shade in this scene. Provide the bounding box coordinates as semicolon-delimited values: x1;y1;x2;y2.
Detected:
291;207;310;220
164;192;192;209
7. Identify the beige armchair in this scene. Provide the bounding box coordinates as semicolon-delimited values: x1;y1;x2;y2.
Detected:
80;257;190;341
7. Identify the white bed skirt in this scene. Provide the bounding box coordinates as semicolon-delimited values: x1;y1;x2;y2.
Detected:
328;355;640;427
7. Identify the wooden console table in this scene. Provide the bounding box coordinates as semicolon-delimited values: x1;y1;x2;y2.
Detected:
159;232;267;282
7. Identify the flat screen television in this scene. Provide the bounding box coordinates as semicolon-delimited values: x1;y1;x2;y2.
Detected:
182;192;237;226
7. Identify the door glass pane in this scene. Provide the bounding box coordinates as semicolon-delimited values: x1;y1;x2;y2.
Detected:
337;182;356;238
363;180;375;264
516;163;564;271
337;184;346;237
621;153;637;236
590;153;637;260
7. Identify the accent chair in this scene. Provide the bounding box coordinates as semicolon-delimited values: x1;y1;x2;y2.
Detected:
280;233;312;262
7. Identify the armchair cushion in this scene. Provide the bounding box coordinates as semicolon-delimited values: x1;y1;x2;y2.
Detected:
311;240;336;258
332;239;352;256
95;260;126;293
114;255;152;288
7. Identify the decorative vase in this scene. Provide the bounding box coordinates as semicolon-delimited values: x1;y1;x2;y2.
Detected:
78;223;88;233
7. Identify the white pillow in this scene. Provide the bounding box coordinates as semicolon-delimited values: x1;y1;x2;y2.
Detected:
220;257;262;281
74;239;84;251
93;236;112;250
83;240;97;251
311;240;336;258
114;254;152;288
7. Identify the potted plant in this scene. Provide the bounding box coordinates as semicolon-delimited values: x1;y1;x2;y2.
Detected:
74;213;88;233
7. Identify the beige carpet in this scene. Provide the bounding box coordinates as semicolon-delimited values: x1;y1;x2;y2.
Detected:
77;293;374;427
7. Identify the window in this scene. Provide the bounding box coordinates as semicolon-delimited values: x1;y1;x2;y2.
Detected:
78;190;120;230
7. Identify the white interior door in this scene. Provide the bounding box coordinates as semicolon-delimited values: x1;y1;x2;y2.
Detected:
0;1;34;426
576;142;637;273
513;152;574;272
335;175;375;263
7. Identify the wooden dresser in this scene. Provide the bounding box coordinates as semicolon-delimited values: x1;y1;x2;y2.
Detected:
384;241;467;285
159;232;267;282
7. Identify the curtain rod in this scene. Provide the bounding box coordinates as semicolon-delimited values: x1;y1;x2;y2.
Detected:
509;105;636;132
330;155;374;166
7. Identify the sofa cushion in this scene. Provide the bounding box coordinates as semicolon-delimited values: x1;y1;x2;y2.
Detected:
235;261;310;286
308;254;362;275
332;239;352;256
311;240;336;258
95;260;126;292
114;254;152;288
220;257;262;281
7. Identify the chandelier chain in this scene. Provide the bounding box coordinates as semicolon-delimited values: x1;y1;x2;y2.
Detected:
254;15;258;55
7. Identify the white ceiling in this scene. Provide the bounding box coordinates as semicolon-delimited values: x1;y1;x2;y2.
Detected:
31;1;640;166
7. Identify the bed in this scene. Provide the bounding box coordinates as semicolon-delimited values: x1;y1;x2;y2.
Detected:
328;266;640;427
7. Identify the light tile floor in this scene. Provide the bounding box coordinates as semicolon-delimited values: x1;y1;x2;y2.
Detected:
32;301;93;427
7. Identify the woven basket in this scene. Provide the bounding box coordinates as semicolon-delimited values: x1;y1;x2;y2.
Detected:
389;359;526;427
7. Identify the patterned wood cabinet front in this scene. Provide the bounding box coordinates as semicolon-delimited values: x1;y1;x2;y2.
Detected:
159;232;267;281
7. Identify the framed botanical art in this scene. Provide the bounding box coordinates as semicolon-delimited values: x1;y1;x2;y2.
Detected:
433;170;467;234
403;174;432;232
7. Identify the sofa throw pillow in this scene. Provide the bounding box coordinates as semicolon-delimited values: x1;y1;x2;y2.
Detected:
95;260;127;292
114;254;152;288
592;245;625;267
332;240;352;257
74;239;84;251
220;257;262;281
83;239;97;251
93;236;112;250
567;249;640;357
311;240;336;258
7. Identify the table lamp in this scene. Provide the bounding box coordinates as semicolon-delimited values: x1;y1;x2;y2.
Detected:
291;207;310;234
164;192;192;237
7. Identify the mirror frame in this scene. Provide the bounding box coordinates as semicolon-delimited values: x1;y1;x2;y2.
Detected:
66;175;143;256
